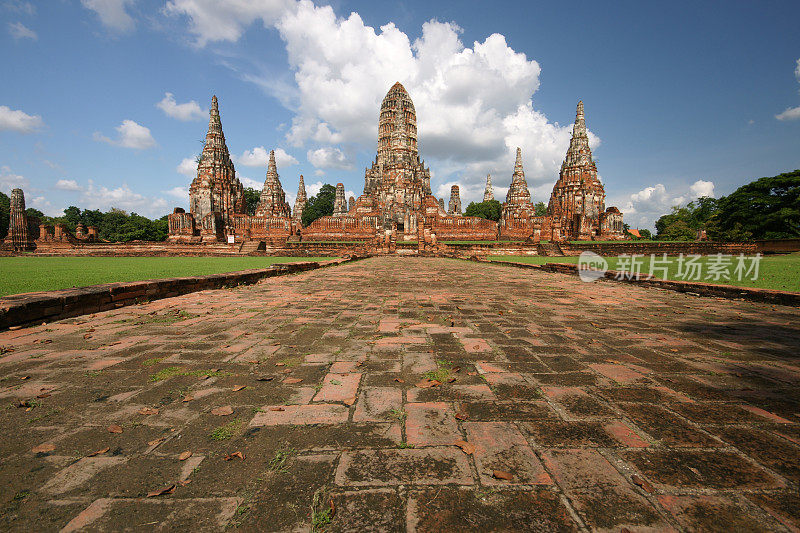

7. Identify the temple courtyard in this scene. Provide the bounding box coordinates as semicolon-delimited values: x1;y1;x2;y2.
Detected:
1;256;799;532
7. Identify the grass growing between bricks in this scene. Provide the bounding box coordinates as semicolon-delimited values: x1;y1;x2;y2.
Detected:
310;489;333;532
424;359;453;382
0;256;337;296
267;447;296;473
210;419;243;441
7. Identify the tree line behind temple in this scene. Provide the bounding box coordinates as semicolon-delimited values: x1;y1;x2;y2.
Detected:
1;170;797;242
0;200;169;242
652;170;799;241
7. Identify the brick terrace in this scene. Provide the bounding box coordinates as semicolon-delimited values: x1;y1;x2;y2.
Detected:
1;257;799;531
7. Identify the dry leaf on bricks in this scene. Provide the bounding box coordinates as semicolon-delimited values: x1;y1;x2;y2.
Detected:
224;451;245;461
492;470;513;481
453;440;475;455
87;447;110;457
147;484;176;497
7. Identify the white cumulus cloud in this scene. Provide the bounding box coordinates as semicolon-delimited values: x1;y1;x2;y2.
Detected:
305;179;324;197
775;58;800;121
94;119;156;149
164;185;188;199
238;175;262;189
689;179;715;198
81;0;136;33
0;105;43;133
307;147;352;170
81;180;169;217
775;106;800;121
177;157;196;176
618;179;717;230
8;21;36;40
168;0;594;197
30;195;58;215
54;179;82;191
237;146;298;168
156;92;206;121
164;0;294;47
0;165;29;193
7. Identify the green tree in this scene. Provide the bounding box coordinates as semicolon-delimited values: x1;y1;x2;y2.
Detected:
655;196;719;241
0;191;9;238
638;228;653;240
709;170;800;241
25;207;45;220
464;200;502;221
686;196;718;228
62;206;82;231
80;209;105;230
301;184;336;227
658;219;697;241
243;187;260;216
533;201;547;217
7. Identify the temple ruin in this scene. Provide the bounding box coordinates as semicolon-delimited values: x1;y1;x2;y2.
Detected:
483;174;494;202
8;189;35;251
166;84;623;246
549;101;624;240
448;185;462;216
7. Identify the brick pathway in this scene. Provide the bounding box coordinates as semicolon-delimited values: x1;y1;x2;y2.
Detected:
1;257;799;531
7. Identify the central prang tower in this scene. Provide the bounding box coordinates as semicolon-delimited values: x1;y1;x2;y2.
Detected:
189;95;245;226
548;100;622;240
361;82;433;234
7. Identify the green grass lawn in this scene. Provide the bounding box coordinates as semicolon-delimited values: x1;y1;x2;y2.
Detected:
488;252;800;292
0;256;336;296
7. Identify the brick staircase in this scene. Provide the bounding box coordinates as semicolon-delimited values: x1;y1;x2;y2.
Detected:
239;240;265;254
537;242;564;256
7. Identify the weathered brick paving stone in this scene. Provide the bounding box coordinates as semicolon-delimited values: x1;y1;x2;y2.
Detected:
1;256;799;531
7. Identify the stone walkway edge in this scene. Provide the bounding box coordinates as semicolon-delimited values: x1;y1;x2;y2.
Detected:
486;258;800;307
0;257;365;330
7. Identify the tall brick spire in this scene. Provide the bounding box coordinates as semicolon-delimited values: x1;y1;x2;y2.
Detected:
448;185;462;216
333;183;347;216
506;147;531;204
293;175;307;224
189;95;244;223
548;100;607;230
255;149;291;218
200;95;230;164
208;95;222;135
563;101;594;170
483;173;494;202
9;188;35;251
377;82;418;170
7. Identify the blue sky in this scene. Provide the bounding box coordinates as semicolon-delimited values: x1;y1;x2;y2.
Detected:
1;0;799;230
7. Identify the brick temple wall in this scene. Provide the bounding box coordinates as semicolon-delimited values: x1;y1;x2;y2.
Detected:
430;216;498;241
300;215;379;242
